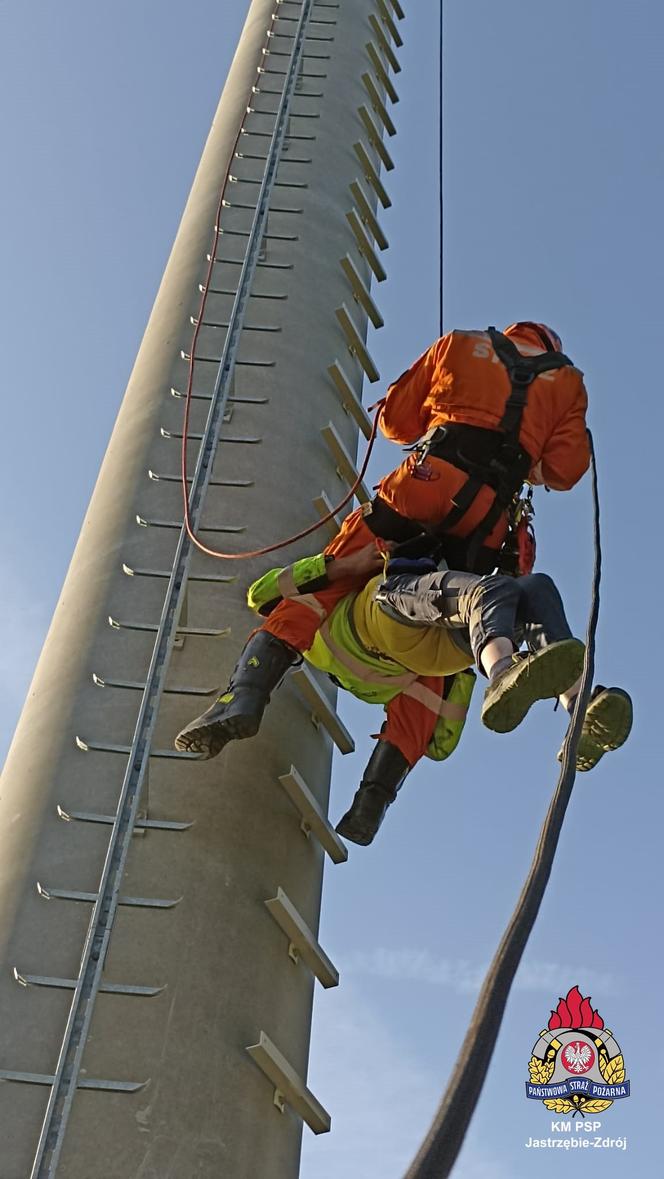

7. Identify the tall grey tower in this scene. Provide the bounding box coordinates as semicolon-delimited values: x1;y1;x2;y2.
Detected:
0;0;404;1174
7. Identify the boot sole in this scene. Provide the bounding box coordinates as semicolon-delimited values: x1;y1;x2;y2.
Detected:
174;713;260;759
335;817;376;846
482;639;585;734
564;688;633;773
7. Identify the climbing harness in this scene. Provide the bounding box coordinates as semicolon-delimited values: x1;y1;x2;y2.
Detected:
405;432;602;1179
419;327;574;568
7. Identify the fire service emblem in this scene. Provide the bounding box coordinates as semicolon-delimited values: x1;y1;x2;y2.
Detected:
526;986;630;1114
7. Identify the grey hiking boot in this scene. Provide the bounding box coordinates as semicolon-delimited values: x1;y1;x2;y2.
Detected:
336;740;410;846
481;638;585;734
559;685;633;772
174;631;300;758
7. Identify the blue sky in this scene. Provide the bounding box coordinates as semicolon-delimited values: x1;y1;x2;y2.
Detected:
1;1;661;1175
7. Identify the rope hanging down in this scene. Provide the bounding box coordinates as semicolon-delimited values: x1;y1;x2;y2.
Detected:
438;0;444;338
404;430;602;1179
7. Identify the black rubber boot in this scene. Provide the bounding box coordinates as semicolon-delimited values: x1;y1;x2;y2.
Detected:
336;740;410;846
174;631;300;758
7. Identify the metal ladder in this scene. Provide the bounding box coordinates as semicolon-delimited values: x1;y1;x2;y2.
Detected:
0;0;405;1171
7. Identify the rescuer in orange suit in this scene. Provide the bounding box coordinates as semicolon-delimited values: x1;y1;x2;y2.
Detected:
175;322;591;757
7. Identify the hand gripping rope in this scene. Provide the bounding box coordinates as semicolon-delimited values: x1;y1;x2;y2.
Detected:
404;431;602;1179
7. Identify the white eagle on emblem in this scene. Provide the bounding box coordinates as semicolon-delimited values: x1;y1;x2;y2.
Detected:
564;1042;592;1073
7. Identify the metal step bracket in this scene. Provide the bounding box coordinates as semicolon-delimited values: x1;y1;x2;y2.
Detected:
353;141;391;208
321;420;371;500
377;0;404;47
291;665;355;753
265;887;339;987
312;490;343;539
366;42;399;103
349;179;388;249
368;14;401;72
327;361;373;438
246;1031;331;1135
361;72;396;136
385;0;405;19
278;765;347;864
358;105;394;171
340;254;384;328
334;304;381;383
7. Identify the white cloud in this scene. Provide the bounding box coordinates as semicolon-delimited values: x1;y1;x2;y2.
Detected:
301;983;510;1179
343;948;619;998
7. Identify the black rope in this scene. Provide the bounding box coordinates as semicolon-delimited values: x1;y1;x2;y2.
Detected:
404;430;602;1178
438;0;444;337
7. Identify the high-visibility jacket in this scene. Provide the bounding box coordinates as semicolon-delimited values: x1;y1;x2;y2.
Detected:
380;327;590;492
248;565;475;761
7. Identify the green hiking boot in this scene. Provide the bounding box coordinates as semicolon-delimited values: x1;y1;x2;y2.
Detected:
481;638;585;734
560;686;633;772
174;631;300;758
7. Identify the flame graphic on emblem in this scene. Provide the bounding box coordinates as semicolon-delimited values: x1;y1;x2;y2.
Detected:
548;985;604;1030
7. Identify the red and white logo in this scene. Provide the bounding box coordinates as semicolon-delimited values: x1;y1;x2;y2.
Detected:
561;1039;595;1075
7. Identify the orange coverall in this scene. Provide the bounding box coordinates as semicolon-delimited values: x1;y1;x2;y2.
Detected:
263;326;590;659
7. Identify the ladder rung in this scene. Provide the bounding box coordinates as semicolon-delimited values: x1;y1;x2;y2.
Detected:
247;106;320;122
349;179;388;249
218;226;300;241
148;469;254;487
265;888;339;988
369;14;401;72
230;172;309;190
234;151;313;164
136;513;246;533
334;304;381;383
201;284;288;300
340;254;384;328
182;350;276;367
263;48;331;61
312;491;342;539
292;665;355;753
76;735;202;761
13;968;165;997
92;673;216;698
327;361;373;439
353;142;391;208
123;561;237;581
367;42;399;103
0;1070;147;1093
321;421;371;501
224;194;304;212
108;617;230;638
57;805;193;832
37;882;182;908
209;253;295;269
362;72;396;136
358;105;394;170
278;765;348;864
191;316;281;332
161;428;262;445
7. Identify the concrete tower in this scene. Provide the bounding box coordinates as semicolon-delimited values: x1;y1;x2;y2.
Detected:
0;0;404;1174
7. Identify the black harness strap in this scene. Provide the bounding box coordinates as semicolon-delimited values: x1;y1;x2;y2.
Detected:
435;328;573;567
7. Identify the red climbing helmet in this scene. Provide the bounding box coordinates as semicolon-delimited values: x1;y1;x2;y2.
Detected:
504;322;563;353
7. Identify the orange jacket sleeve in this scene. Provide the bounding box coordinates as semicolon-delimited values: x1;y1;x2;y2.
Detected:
380;336;448;444
538;377;590;490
